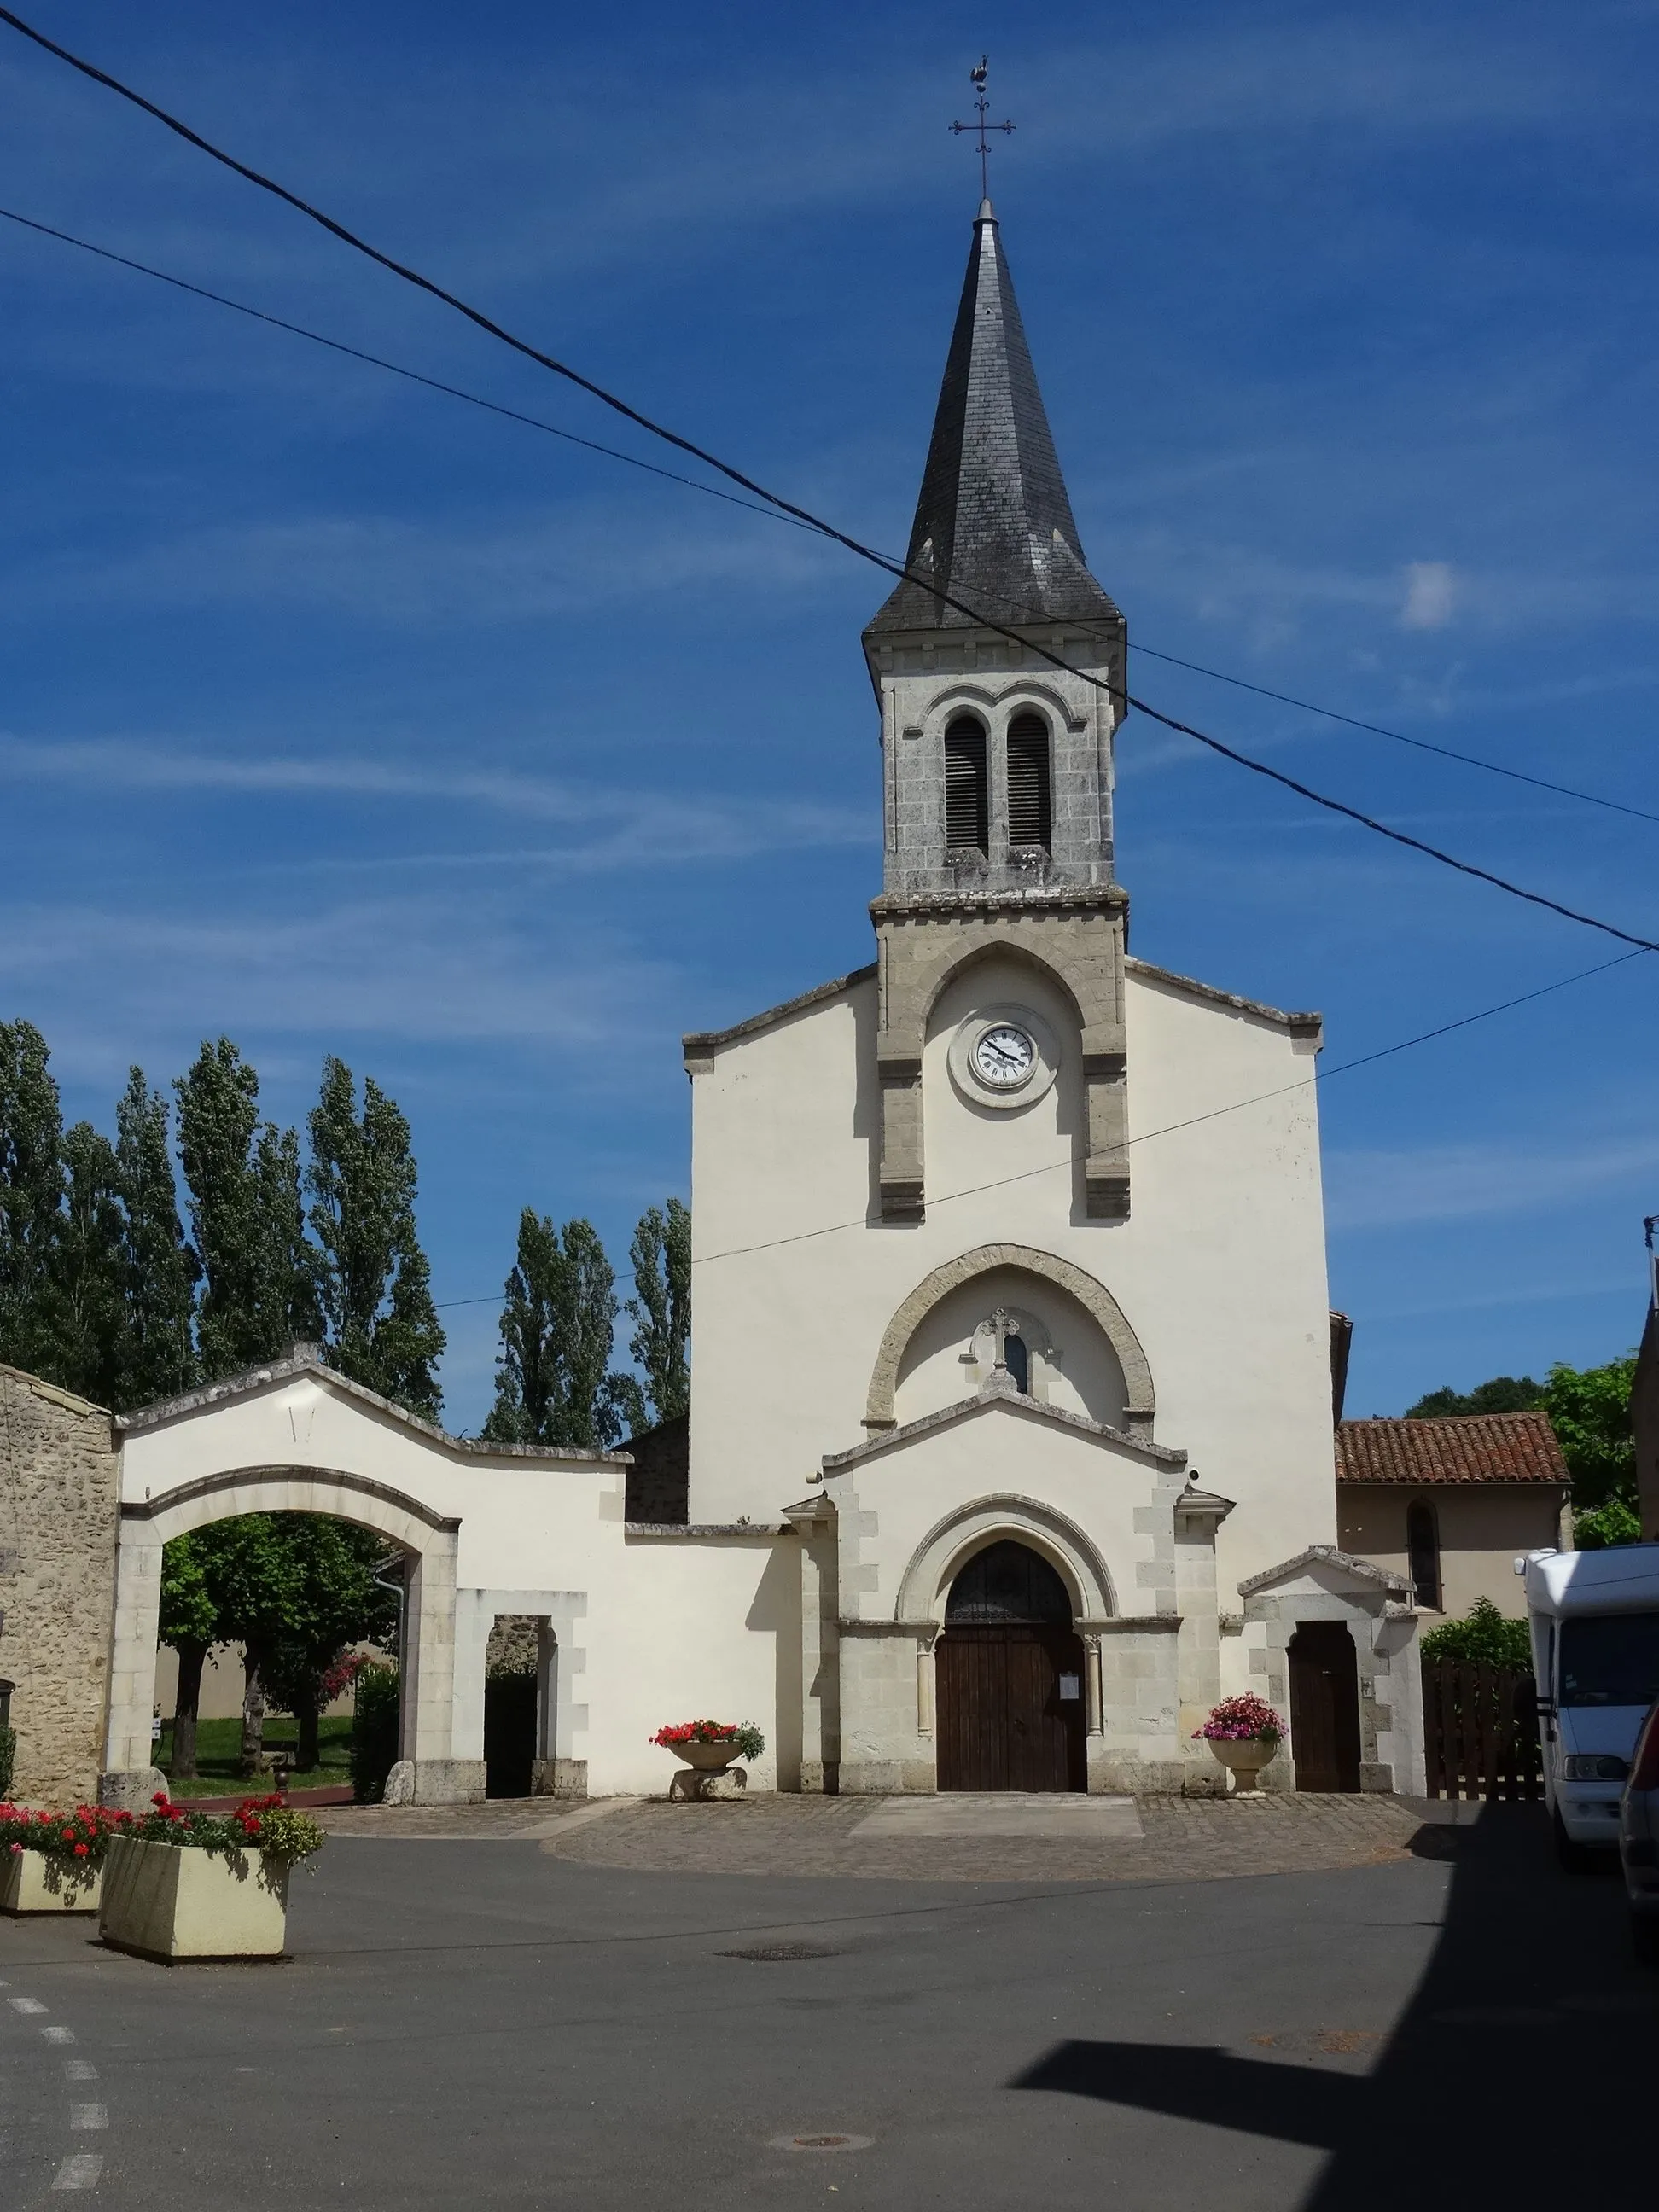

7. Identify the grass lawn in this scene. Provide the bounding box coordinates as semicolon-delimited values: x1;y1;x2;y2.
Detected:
154;1714;356;1797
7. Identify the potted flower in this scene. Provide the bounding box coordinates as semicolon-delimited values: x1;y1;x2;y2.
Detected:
650;1720;765;1801
1;1803;123;1915
1193;1694;1285;1794
98;1791;327;1963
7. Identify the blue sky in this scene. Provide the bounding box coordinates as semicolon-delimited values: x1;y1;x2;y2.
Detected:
3;0;1657;1429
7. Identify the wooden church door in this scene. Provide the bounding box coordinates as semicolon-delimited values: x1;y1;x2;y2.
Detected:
936;1541;1086;1792
1287;1621;1362;1792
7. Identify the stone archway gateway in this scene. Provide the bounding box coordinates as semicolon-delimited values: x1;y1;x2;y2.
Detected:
104;1465;462;1807
99;1344;630;1808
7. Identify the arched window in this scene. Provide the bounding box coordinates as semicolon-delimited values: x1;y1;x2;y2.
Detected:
1004;1332;1030;1394
944;715;988;853
1406;1499;1441;1611
946;1540;1071;1624
1005;711;1052;852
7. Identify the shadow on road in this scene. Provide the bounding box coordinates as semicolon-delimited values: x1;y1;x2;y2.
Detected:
1013;1806;1658;2205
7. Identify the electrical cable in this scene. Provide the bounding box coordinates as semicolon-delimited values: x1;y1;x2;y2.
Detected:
0;204;815;536
4;13;1658;944
422;941;1646;1289
7;11;1656;961
3;205;1655;841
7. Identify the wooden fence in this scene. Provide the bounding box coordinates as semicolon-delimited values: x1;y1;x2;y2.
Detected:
1421;1658;1543;1801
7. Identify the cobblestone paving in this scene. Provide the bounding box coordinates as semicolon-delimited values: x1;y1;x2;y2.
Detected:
544;1790;1451;1883
319;1790;1462;1882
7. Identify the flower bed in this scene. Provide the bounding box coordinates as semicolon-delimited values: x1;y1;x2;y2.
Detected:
0;1804;118;1913
97;1793;327;1964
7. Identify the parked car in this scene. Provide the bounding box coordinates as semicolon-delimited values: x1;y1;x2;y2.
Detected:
1621;1696;1659;1965
1520;1545;1659;1870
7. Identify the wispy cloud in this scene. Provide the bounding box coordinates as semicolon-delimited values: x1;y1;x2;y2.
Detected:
1327;1132;1659;1231
0;734;874;866
1401;561;1458;631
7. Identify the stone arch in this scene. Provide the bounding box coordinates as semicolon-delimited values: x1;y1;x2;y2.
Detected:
104;1464;461;1801
865;1243;1154;1434
894;1492;1118;1625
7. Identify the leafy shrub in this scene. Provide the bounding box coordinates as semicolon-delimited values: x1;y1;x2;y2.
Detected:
1419;1596;1532;1671
1574;1496;1643;1551
351;1662;401;1803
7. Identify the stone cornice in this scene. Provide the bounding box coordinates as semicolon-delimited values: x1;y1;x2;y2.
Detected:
1125;957;1321;1040
118;1344;630;1465
681;963;877;1062
870;885;1127;922
824;1389;1186;1475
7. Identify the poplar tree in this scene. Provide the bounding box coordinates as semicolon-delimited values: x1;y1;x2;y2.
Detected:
0;1017;66;1376
626;1196;691;1426
485;1212;639;1448
306;1057;445;1420
175;1039;320;1380
52;1121;128;1406
113;1068;198;1407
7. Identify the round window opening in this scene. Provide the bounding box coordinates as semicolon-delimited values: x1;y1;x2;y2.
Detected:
946;1540;1072;1625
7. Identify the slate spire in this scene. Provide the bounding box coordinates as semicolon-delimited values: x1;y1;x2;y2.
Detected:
866;201;1120;637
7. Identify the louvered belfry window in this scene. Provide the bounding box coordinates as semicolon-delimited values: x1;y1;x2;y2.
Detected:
944;715;988;852
1006;712;1052;851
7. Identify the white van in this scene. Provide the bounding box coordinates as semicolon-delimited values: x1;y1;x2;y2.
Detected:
1522;1545;1659;1866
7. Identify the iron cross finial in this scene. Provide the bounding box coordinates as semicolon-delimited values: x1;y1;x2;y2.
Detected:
949;54;1015;204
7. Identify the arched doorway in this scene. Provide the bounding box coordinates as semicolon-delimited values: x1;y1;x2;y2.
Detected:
935;1540;1086;1792
1288;1621;1362;1792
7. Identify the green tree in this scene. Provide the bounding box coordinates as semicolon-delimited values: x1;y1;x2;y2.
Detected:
260;1516;399;1772
626;1196;690;1427
306;1057;444;1418
484;1211;637;1447
157;1532;218;1779
51;1120;128;1406
0;1017;66;1377
113;1068;199;1407
1406;1375;1545;1417
175;1040;320;1380
191;1515;304;1778
1542;1355;1638;1512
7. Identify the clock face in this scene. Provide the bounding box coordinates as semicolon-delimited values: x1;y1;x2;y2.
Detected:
972;1023;1036;1089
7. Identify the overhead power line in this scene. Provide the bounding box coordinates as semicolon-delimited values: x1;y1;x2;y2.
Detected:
7;203;1653;839
5;6;1659;958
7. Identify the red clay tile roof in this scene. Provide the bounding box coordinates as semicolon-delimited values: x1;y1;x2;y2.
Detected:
1335;1412;1567;1487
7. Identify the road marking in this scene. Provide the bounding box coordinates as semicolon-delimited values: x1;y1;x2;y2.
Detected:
52;2155;102;2190
64;2063;97;2082
42;2027;75;2044
69;2106;108;2132
9;1997;48;2015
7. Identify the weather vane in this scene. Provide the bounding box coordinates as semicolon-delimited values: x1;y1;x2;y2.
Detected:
950;55;1014;202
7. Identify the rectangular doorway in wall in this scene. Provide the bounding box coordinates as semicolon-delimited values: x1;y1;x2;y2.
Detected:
1288;1621;1362;1792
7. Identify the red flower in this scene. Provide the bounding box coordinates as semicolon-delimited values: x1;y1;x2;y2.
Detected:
73;1842;88;1858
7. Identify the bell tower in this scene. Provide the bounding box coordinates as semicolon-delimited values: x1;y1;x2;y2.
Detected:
862;198;1131;1222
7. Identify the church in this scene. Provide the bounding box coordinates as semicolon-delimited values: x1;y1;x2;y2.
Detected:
2;199;1427;1813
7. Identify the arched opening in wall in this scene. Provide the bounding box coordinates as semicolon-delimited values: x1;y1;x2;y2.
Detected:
1406;1499;1441;1612
1004;1331;1030;1394
1005;711;1052;852
153;1512;406;1805
936;1539;1086;1793
944;714;989;853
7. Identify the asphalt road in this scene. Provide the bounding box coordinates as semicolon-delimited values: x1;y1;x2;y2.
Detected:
2;1807;1653;2211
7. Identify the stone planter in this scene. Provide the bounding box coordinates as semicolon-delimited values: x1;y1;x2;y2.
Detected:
1207;1738;1279;1795
666;1741;748;1802
98;1834;289;1963
2;1853;102;1915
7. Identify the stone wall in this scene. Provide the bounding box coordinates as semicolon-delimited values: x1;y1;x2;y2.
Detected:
0;1365;119;1806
